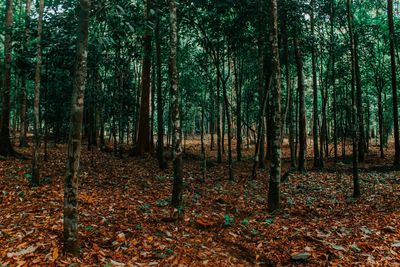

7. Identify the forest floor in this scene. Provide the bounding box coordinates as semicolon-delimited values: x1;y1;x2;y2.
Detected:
0;138;400;266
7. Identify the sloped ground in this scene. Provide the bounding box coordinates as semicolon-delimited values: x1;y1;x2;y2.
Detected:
0;140;399;266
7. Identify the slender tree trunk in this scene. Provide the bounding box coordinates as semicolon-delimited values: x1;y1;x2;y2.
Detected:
331;0;338;163
311;0;321;168
377;82;384;158
235;57;243;162
63;0;90;255
222;73;234;181
354;37;365;163
347;0;360;198
258;0;266;169
388;0;400;165
155;7;166;169
19;0;31;147
0;0;15;157
294;36;307;172
201;84;206;182
216;55;222;163
169;0;183;210
32;0;44;186
283;11;296;168
136;0;154;155
268;0;282;212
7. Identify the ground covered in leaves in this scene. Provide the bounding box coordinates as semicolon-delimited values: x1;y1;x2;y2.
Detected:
1;140;400;266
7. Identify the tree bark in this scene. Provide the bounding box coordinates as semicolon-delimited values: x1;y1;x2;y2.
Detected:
294;36;307;172
136;0;154;155
388;0;400;165
63;0;90;255
0;0;15;157
311;0;321;168
169;0;183;210
268;0;282;212
155;5;166;169
347;0;360;198
19;0;31;147
32;0;44;186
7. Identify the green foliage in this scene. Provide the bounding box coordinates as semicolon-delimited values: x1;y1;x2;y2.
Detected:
224;214;234;226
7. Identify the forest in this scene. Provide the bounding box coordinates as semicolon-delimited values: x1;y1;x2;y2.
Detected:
0;0;400;265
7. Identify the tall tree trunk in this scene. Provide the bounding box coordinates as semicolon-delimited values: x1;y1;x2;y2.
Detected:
388;0;400;165
136;0;153;155
32;0;44;186
235;57;243;162
63;0;90;255
283;9;296;168
0;0;15;157
354;36;365;163
268;0;282;212
347;0;360;198
169;0;183;210
311;0;321;168
294;36;307;172
331;0;338;163
216;55;222;163
19;0;31;147
258;0;266;169
155;6;166;169
222;71;234;181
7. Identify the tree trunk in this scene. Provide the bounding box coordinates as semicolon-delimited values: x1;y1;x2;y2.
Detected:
294;36;307;172
136;0;154;155
347;0;360;198
311;0;321;168
388;0;400;165
19;0;31;147
222;71;234;181
0;0;15;157
354;36;365;163
283;10;296;168
258;0;266;169
267;0;282;212
331;0;338;163
169;0;183;210
63;0;90;256
32;0;44;186
155;7;166;169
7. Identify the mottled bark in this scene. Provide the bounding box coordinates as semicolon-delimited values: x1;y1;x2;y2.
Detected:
32;0;44;186
294;36;307;172
136;0;154;155
331;0;338;163
347;0;360;198
169;0;183;209
63;0;90;255
155;7;166;169
311;0;321;168
388;0;400;165
268;0;282;212
258;0;266;169
0;0;15;157
19;0;31;147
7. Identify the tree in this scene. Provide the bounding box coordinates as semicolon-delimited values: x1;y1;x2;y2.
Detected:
169;0;183;209
0;0;15;157
63;0;90;255
388;0;400;165
155;1;167;169
267;0;282;212
294;35;307;172
311;0;321;168
19;0;31;147
347;0;360;198
32;0;45;186
136;0;154;155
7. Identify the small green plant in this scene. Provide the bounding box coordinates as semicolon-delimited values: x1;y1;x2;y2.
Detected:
156;199;169;207
265;218;274;225
17;191;25;198
135;224;143;230
241;219;250;226
224;214;234;226
85;225;94;231
156;175;167;181
139;204;151;213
